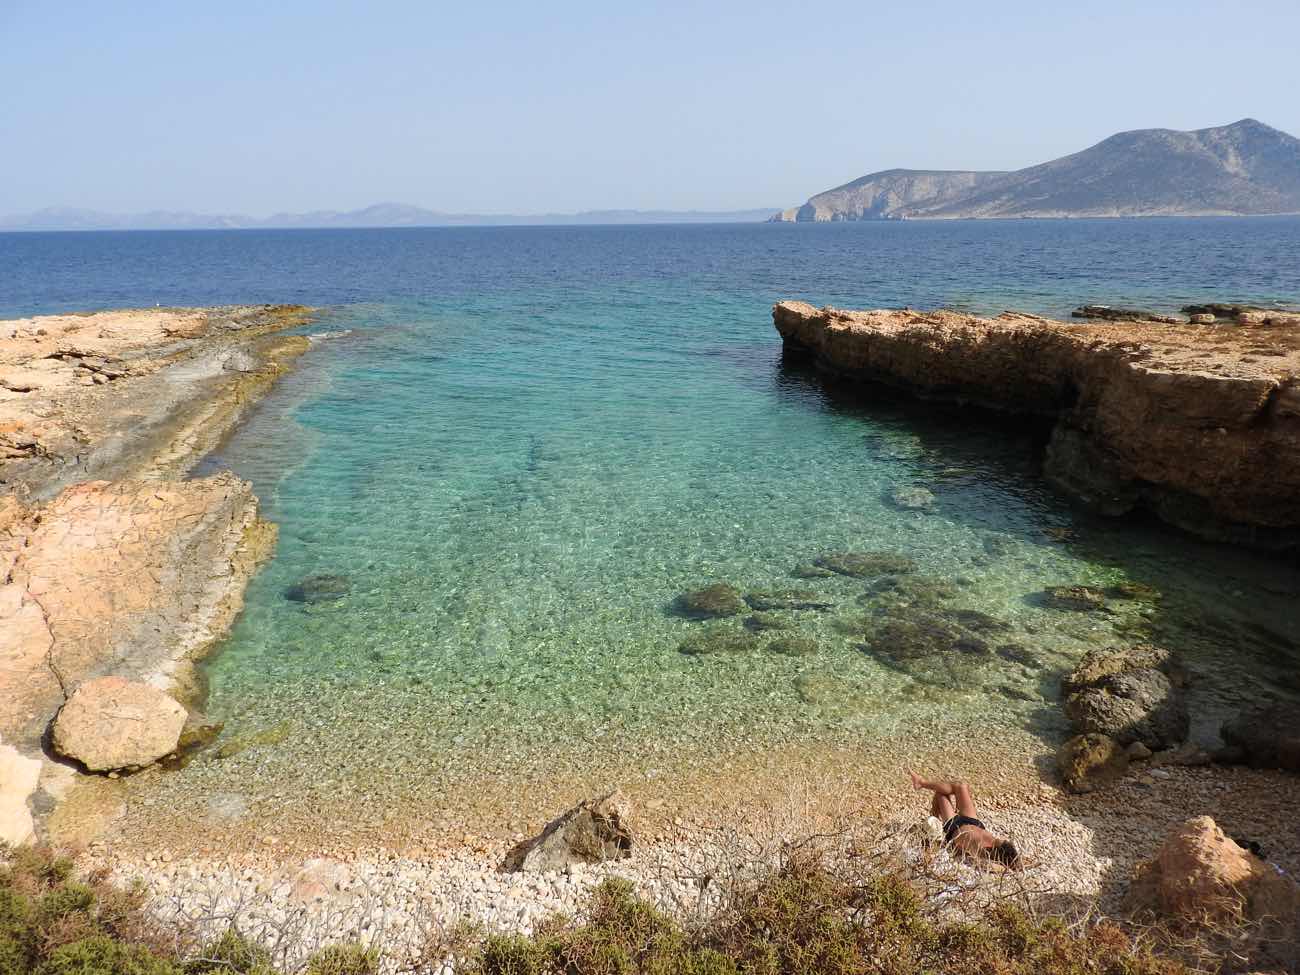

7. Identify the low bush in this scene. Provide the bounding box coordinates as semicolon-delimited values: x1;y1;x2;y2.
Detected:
5;844;1193;975
461;856;1190;975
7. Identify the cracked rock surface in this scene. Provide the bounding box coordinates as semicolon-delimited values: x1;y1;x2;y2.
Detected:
0;475;266;751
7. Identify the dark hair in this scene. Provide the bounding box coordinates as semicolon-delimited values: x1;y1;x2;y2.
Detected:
990;840;1021;869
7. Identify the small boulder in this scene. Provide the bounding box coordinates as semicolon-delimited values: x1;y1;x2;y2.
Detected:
506;791;633;873
815;552;916;578
285;573;351;603
1057;733;1129;793
1188;313;1216;325
676;583;746;618
52;677;187;772
0;743;42;846
1221;703;1300;771
744;612;792;632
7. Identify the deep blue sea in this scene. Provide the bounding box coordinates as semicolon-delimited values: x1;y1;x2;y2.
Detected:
4;219;1298;844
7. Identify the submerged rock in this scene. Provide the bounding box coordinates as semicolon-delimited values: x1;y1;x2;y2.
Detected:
864;611;992;661
815;551;916;578
1040;585;1109;612
285;573;351;603
744;612;792;633
1106;580;1162;602
887;485;936;511
744;590;834;611
675;583;746;618
793;674;842;704
860;574;958;611
767;634;819;657
52;677;187;772
214;720;293;760
506;790;634;873
1071;305;1183;324
678;625;757;656
1058;733;1129;793
791;563;835;579
946;609;1011;633
995;643;1042;669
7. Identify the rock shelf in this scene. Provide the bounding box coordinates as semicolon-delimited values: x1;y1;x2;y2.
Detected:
0;306;312;828
774;301;1300;549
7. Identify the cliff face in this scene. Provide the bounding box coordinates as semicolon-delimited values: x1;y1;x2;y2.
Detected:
772;170;1007;222
773;301;1300;548
772;119;1300;221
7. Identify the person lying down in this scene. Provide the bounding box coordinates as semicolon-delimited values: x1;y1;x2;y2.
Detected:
909;770;1022;869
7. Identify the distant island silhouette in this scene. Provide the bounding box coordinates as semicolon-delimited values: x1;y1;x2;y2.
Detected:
773;119;1300;221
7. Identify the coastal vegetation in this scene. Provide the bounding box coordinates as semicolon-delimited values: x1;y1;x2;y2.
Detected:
2;843;1197;975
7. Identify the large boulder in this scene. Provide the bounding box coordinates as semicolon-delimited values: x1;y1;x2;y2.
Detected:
1220;703;1300;771
1061;645;1179;693
1057;733;1129;794
1062;646;1188;749
0;742;42;846
1127;817;1300;969
52;677;187;772
505;791;634;873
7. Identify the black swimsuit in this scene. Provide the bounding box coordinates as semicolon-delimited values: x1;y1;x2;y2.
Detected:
943;814;985;844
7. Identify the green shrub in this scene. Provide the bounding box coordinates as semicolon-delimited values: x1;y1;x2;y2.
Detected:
303;943;378;975
35;935;180;975
186;929;273;974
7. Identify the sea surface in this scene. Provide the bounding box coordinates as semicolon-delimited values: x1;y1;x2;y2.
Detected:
3;219;1299;845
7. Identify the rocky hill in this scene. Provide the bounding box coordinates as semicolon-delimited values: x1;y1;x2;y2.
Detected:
773;119;1300;221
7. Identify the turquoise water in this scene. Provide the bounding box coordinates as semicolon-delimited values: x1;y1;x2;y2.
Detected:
4;221;1299;838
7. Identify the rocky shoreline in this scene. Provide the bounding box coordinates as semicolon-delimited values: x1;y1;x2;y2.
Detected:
0;305;313;846
2;302;1298;972
773;301;1300;550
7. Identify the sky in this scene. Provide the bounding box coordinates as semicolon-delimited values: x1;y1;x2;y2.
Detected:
3;0;1299;216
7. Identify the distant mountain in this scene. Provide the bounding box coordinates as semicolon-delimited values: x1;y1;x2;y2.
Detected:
0;203;779;232
773;119;1300;221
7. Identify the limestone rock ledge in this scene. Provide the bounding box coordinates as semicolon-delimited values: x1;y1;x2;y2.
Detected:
0;473;272;752
773;301;1300;549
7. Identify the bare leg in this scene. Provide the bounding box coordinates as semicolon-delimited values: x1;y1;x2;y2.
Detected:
909;771;977;820
930;793;955;821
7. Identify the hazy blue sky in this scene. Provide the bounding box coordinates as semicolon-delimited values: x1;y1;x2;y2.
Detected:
3;0;1298;215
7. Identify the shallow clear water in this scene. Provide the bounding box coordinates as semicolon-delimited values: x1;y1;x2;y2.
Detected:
3;220;1299;839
